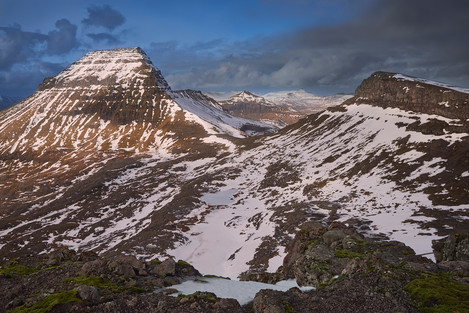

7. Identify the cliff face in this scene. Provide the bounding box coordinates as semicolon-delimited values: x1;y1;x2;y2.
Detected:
352;71;469;119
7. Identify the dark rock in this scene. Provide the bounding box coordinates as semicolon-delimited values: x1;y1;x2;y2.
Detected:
80;259;106;275
252;289;286;313
438;260;469;275
433;233;469;262
107;260;136;278
150;258;176;277
351;71;469;120
323;229;347;246
115;255;145;272
175;260;201;277
77;285;100;303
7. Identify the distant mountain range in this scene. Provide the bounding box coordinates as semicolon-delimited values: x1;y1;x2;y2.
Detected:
218;90;352;127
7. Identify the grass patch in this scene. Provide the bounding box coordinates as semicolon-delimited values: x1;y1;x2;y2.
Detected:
63;276;144;293
7;290;81;313
404;273;469;313
177;260;191;266
0;264;38;278
149;259;162;264
334;249;362;259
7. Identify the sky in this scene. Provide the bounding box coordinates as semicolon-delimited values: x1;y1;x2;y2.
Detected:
0;0;468;98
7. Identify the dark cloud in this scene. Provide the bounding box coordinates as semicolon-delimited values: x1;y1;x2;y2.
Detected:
0;25;47;70
163;0;469;94
47;19;78;55
82;5;126;30
0;61;65;97
0;19;78;70
87;32;120;44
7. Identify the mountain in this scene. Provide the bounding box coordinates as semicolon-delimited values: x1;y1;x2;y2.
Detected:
0;47;275;265
263;89;352;113
220;91;299;128
220;90;352;127
0;45;468;285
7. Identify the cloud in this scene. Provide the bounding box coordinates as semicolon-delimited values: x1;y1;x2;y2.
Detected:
87;32;120;44
47;19;78;55
0;25;47;70
0;19;79;70
0;61;65;96
161;0;469;94
82;5;126;30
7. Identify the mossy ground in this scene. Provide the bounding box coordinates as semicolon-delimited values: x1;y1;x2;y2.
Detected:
334;249;362;259
404;273;469;313
0;264;38;278
7;290;81;313
63;275;145;293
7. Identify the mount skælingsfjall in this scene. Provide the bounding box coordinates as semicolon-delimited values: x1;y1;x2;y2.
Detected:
0;48;468;286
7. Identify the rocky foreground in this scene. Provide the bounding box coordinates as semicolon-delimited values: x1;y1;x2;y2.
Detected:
1;222;468;313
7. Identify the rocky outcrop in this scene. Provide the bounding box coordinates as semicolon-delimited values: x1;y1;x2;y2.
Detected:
278;222;437;287
350;71;469;120
433;233;469;276
247;223;469;313
0;248;245;313
2;227;469;313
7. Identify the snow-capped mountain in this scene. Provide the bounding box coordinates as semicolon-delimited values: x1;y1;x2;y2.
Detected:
220;91;303;127
263;89;352;113
220;90;352;127
0;47;468;282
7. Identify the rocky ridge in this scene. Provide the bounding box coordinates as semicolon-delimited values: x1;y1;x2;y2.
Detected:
351;71;469;121
1;225;467;312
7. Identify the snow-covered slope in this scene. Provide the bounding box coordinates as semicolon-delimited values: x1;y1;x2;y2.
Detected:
0;62;468;282
172;90;277;137
224;91;277;106
164;77;469;276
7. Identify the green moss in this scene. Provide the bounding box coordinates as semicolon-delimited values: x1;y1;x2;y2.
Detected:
177;260;191;266
0;264;38;278
63;276;144;294
177;291;218;303
404;274;469;313
7;290;81;313
193;278;208;283
282;301;295;313
149;259;162;264
334;249;362;259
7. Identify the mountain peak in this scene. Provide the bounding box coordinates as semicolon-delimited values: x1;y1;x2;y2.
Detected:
352;71;469;119
38;47;170;91
228;90;273;105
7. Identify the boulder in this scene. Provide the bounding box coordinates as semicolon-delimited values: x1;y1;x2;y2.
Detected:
150;258;176;277
77;285;100;303
433;233;469;262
